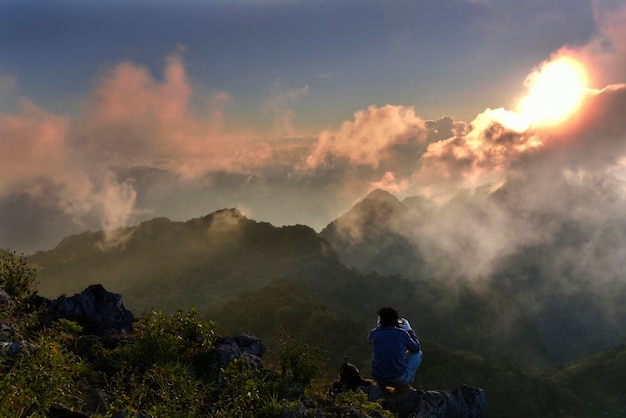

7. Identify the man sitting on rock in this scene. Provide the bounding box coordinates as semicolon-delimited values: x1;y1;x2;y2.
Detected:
368;306;422;391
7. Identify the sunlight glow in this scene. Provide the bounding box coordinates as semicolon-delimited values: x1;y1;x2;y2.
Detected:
516;56;588;126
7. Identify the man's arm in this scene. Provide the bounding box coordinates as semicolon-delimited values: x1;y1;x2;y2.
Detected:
404;329;421;353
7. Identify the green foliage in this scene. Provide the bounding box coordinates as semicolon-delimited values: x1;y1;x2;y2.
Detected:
115;308;215;368
104;362;209;417
53;318;84;336
207;279;371;371
276;328;328;388
0;251;37;299
0;255;86;417
548;344;626;418
334;390;395;418
91;308;215;417
208;357;303;418
90;308;217;416
414;340;580;418
31;214;335;314
210;358;262;417
0;334;87;416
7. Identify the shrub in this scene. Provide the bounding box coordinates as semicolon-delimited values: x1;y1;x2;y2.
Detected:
107;308;215;370
0;334;87;416
334;390;396;418
276;328;328;388
0;251;37;299
104;362;209;417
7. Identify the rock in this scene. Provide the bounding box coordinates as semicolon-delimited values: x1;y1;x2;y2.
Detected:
279;404;325;418
42;284;135;337
210;334;265;366
0;287;11;308
417;385;485;418
232;333;266;357
359;383;485;418
0;340;34;357
194;333;266;381
336;357;484;417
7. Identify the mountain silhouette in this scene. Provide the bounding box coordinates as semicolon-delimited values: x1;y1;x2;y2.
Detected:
320;189;428;277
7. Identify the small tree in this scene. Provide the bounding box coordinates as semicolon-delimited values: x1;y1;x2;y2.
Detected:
276;328;328;388
0;251;37;299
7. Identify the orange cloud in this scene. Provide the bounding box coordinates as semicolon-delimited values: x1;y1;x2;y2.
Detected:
369;171;410;195
71;54;288;184
0;100;70;198
1;55;259;242
303;104;426;169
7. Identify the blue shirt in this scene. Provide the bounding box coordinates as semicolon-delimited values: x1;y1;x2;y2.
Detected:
368;326;421;383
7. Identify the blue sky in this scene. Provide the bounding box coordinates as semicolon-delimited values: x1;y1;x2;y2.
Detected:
1;0;626;253
0;0;598;123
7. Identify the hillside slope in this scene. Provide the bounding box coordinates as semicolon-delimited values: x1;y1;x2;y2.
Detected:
31;209;337;312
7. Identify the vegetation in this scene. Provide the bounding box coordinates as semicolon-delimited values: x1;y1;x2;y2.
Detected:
8;200;626;417
1;250;37;300
1;252;391;417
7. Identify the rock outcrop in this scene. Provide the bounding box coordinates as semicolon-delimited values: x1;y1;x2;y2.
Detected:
194;333;267;382
42;284;135;336
360;384;485;418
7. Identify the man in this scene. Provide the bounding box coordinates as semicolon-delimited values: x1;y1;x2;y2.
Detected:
368;306;422;390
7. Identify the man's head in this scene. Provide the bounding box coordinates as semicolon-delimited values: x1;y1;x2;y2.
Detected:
377;306;399;327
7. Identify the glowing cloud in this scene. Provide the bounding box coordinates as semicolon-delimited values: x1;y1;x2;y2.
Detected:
303;104;426;169
516;56;588;126
0;55;278;249
0;100;70;198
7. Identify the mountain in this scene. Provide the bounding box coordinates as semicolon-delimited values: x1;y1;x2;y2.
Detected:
27;184;626;368
30;209;338;312
320;189;428;277
321;187;626;366
29;205;548;371
547;343;626;417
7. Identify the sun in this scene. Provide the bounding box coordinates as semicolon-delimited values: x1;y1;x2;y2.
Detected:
516;56;588;126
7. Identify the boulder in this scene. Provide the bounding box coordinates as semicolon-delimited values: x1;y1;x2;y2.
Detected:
359;384;485;418
417;385;485;418
42;284;135;336
194;333;266;381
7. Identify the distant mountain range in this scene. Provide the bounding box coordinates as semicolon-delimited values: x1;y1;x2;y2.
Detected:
25;187;625;362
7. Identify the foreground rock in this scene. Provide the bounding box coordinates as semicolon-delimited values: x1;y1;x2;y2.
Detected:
42;284;135;336
361;384;485;418
195;333;267;382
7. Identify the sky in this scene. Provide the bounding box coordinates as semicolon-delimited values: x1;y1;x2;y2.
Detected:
1;0;626;254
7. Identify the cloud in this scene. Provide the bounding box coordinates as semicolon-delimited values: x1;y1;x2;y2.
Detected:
262;80;309;136
0;100;71;200
580;1;626;86
79;55;270;178
307;3;626;279
1;54;276;250
303;104;427;169
3;1;626;257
